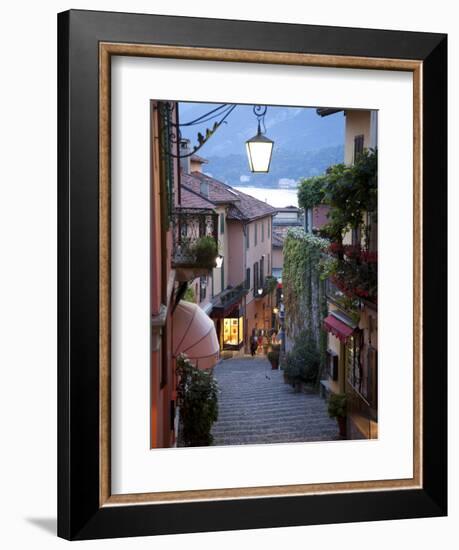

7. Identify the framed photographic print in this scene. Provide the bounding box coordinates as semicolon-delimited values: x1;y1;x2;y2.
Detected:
57;9;447;540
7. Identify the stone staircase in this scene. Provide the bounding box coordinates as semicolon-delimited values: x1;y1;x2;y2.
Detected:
211;357;339;446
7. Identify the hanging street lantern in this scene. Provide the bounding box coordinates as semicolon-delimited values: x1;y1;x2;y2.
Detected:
245;105;274;173
159;102;274;172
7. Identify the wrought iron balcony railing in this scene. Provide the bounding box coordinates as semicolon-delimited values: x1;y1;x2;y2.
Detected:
325;278;345;304
211;282;248;318
171;208;219;269
254;275;278;299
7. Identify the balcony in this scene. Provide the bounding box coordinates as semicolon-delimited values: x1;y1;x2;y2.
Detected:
171;208;219;280
254;275;278;299
325;278;345;304
210;283;248;319
323;245;377;306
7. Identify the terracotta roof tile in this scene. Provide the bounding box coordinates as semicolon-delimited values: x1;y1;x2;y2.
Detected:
226;187;276;221
180;172;275;222
182;172;238;204
180;185;216;209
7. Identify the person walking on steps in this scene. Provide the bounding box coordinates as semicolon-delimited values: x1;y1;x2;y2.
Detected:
250;330;258;357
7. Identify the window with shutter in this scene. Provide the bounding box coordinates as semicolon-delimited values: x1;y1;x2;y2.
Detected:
354;134;364;162
246;268;251;290
327;349;339;381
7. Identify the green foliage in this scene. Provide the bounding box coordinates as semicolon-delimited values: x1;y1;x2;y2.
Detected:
176;355;219;447
331;253;377;302
332;294;361;325
283;228;328;327
282;228;329;382
327;393;347;419
318;255;339;281
283;331;321;385
298;149;378;304
297;174;327;210
192;236;218;267
298;149;378;242
183;285;196;303
264;275;278;294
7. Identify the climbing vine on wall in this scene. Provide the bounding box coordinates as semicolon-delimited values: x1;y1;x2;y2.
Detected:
282;228;329;379
297;149;378;304
298;149;377;243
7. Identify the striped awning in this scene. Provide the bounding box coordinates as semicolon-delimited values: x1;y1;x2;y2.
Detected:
323;314;354;342
172;301;219;369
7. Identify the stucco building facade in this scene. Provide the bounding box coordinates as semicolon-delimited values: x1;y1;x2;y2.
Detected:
317;107;378;440
180;155;276;354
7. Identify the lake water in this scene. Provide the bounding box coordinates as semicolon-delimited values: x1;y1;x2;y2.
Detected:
234;186;299;208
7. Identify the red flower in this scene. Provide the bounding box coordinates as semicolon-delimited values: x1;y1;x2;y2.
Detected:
361;250;378;263
343;245;361;260
354;287;370;298
328;242;343;255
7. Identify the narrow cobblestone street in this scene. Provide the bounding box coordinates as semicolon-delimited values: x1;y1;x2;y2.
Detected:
211;356;339;446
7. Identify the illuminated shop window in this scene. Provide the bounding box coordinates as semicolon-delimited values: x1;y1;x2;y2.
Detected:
222;316;244;350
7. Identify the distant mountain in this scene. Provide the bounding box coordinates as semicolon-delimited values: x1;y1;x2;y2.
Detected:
203;145;344;188
178;103;344;187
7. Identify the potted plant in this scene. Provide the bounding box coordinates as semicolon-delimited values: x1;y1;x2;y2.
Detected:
267;345;280;370
191;235;218;268
279;353;289;383
283;352;302;391
176;355;219;447
286;331;320;392
327;392;347;437
264;275;278;295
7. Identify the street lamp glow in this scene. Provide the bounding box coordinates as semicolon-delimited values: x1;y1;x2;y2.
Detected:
246;123;274;173
257;288;263;296
215;255;223;269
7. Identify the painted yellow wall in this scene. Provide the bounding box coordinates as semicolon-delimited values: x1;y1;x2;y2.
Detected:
327;303;346;393
342;110;374;245
344;110;372;164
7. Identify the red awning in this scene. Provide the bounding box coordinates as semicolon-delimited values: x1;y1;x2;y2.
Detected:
323;315;354;342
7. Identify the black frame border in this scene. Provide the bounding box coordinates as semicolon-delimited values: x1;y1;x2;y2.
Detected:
58;9;447;540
